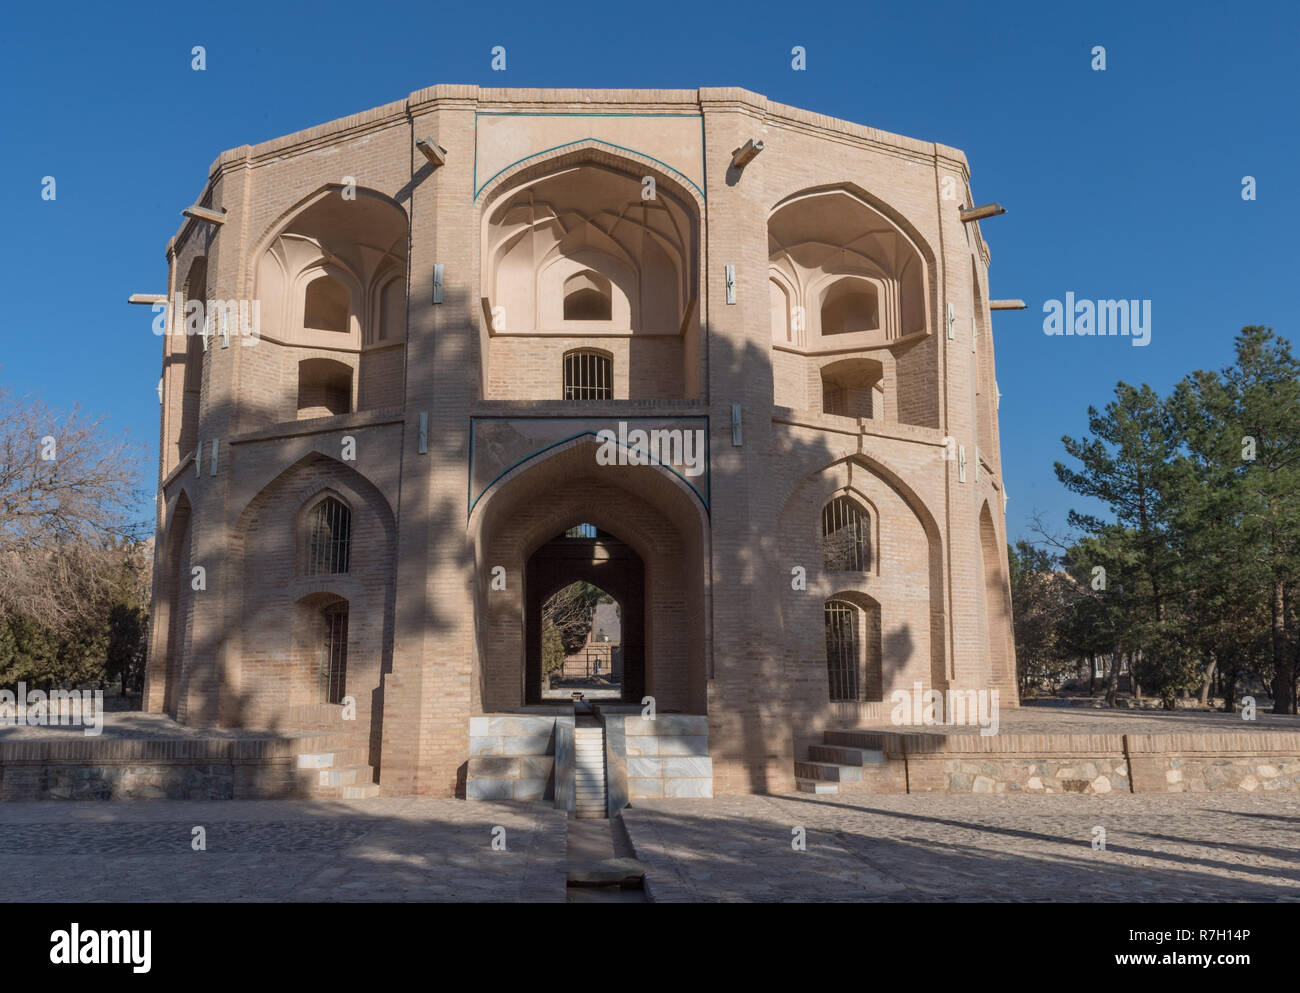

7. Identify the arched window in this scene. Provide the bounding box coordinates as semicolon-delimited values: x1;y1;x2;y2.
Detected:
563;350;612;400
304;274;351;332
822;496;871;572
306;497;352;575
563;270;612;321
825;600;860;701
319;602;348;704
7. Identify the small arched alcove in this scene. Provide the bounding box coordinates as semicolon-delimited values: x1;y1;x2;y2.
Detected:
297;358;353;419
562;270;613;321
303;273;352;333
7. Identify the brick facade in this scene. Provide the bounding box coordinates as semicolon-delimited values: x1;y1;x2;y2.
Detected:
143;85;1018;797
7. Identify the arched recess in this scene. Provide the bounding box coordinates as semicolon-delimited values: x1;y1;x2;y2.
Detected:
768;185;933;348
148;489;193;718
979;501;1016;697
778;453;946;708
478;145;703;401
821;492;877;574
824;591;884;703
227;453;396;761
177;258;207;463
292;592;350;706
525;530;645;704
249;186;409;422
297;358;353;419
768;185;939;428
819;357;884;419
971;257;997;463
470;436;710;715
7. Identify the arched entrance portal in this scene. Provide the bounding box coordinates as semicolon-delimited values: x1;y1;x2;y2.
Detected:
525;526;644;704
472;436;710;715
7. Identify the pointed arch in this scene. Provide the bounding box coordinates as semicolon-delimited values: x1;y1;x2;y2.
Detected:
979;500;1016;697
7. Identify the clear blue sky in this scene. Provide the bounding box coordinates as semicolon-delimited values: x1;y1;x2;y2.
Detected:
2;0;1295;543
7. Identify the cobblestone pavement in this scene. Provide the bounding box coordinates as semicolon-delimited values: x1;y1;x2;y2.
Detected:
0;799;567;902
4;790;1298;903
622;793;1300;902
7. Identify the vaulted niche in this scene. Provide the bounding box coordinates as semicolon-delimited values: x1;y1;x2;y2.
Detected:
482;162;698;336
254;189;409;421
563;270;613;321
820;277;880;335
768;188;930;351
480;157;702;401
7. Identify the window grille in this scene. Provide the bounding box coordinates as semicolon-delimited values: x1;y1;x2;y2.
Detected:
307;497;351;575
822;496;870;572
563;351;612;400
320;604;348;705
825;600;860;702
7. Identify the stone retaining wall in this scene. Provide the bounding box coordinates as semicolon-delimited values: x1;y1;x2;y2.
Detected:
620;715;712;799
876;731;1300;794
0;735;351;800
466;714;567;801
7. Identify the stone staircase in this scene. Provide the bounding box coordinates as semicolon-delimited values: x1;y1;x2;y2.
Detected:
573;725;608;819
292;728;379;799
795;730;900;795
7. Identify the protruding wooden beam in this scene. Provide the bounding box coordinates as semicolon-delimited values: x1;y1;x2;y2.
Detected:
989;299;1027;310
416;138;447;167
960;202;1006;223
731;139;764;170
182;205;226;225
128;293;168;305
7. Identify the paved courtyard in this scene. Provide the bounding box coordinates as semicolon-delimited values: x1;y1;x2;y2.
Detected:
0;799;568;902
1;791;1297;902
623;792;1300;902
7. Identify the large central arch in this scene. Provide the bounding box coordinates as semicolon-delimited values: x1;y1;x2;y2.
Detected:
470;436;709;715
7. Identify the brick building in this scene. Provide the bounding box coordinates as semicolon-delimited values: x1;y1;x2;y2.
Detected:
143;85;1017;800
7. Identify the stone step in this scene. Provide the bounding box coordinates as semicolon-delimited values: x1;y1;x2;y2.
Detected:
832;760;909;796
824;730;890;751
794;761;862;782
796;778;839;795
317;764;373;788
342;782;380;799
808;744;885;766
